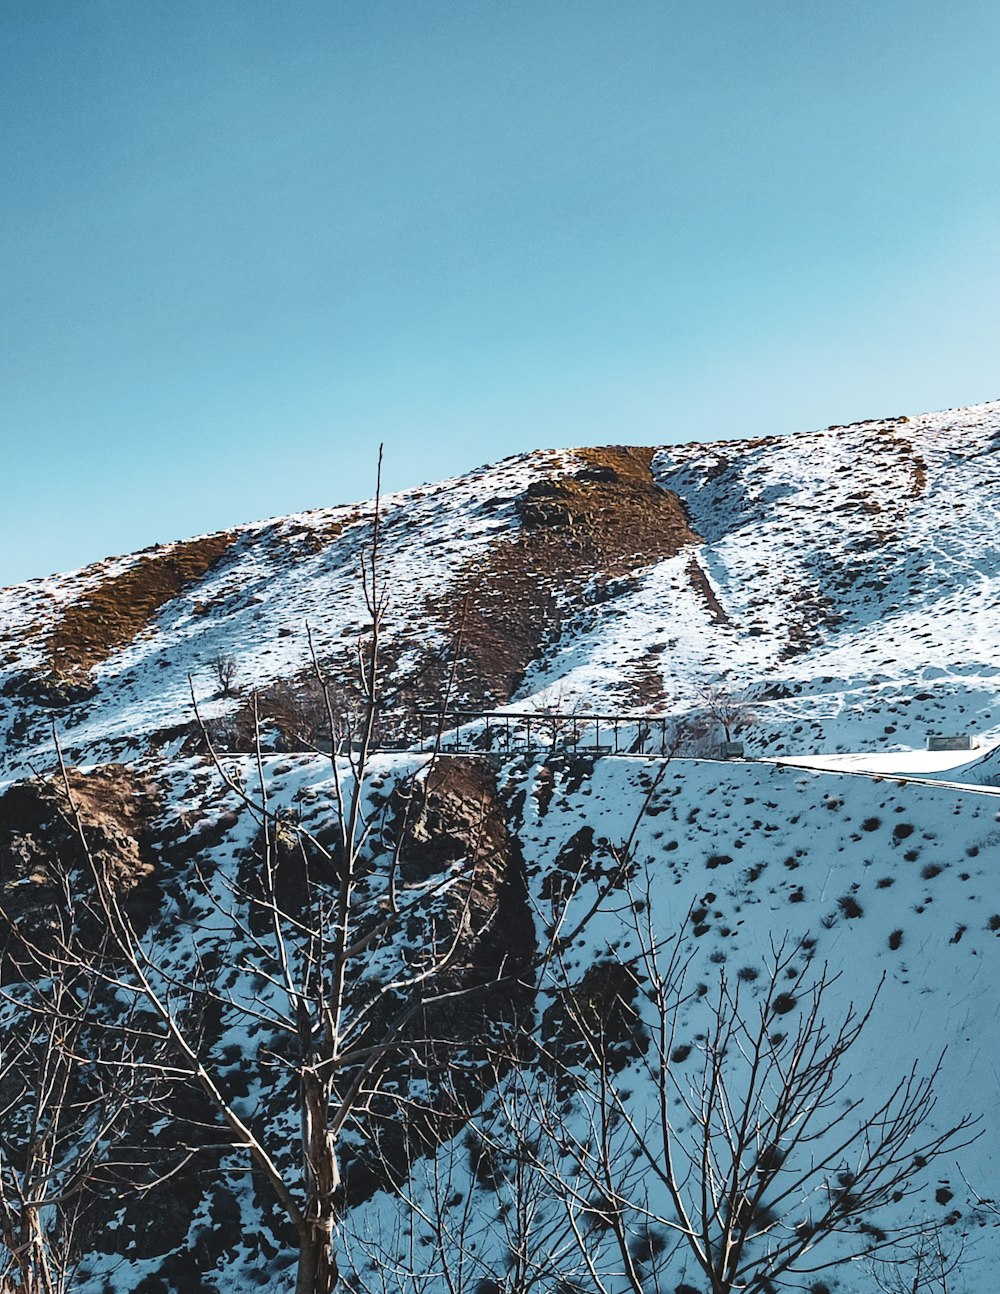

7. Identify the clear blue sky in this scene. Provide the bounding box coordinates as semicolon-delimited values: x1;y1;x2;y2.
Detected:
3;1;999;585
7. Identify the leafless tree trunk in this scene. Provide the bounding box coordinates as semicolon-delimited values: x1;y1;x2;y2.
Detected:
4;450;431;1293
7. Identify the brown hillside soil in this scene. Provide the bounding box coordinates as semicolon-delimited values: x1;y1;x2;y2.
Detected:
212;447;699;748
887;429;928;498
417;446;699;711
42;532;236;684
618;646;671;710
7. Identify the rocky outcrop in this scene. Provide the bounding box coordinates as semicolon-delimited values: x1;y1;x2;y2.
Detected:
0;764;158;973
343;756;537;1199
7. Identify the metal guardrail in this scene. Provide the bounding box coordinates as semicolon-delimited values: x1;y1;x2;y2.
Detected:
416;709;674;756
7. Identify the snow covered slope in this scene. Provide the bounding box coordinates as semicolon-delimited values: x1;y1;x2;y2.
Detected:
42;749;1000;1293
3;400;1000;1290
350;752;1000;1294
3;400;1000;781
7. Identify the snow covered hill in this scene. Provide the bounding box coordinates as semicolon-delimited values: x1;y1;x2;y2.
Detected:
28;747;998;1293
3;399;1000;779
2;399;1000;1292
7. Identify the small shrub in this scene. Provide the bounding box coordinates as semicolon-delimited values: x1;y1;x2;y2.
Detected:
921;863;942;880
888;929;903;950
772;992;797;1015
838;894;863;919
861;817;881;832
892;822;915;840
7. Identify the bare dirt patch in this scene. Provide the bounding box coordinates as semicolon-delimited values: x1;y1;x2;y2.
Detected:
618;646;670;710
42;532;236;684
685;554;730;625
418;446;699;709
889;431;928;498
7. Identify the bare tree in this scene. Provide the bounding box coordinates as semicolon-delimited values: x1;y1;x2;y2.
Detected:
869;1223;967;1294
208;650;239;698
0;904;158;1294
521;885;980;1294
697;682;756;746
0;453;421;1292
531;687;585;753
366;853;980;1294
37;451;458;1293
6;451;626;1294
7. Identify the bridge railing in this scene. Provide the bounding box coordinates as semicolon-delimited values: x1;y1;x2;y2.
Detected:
415;710;674;756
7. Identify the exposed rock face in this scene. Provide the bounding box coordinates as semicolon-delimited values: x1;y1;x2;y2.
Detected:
343;756;536;1200
0;765;157;972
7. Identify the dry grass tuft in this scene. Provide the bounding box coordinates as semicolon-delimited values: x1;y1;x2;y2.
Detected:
43;532;236;682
